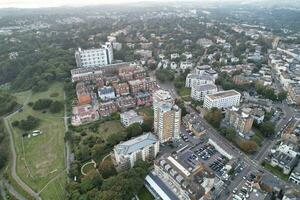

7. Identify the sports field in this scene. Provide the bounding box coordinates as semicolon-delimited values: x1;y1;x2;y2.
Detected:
8;83;66;199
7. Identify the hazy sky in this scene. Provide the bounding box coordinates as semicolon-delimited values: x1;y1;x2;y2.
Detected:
0;0;247;8
0;0;174;8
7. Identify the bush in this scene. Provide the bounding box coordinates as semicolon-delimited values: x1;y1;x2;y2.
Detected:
17;115;40;131
12;121;20;127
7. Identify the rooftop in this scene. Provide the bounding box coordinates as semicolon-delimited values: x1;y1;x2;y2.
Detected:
192;84;217;92
120;110;139;119
98;86;115;95
115;132;157;155
206;90;241;100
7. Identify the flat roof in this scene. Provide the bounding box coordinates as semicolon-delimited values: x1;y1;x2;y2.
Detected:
146;173;179;200
115;132;157;155
206;90;240;100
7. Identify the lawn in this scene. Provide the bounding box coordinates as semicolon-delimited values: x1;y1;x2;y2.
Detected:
261;161;289;181
138;186;154;200
8;83;66;199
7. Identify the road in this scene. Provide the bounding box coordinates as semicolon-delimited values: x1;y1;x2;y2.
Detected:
63;92;72;180
3;94;41;200
1;179;26;200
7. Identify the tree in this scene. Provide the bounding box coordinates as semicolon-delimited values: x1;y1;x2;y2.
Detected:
204;108;223;128
260;122;275;137
155;68;175;82
80;171;103;193
91;144;106;161
17;115;40;131
32;99;53;110
98;158;117;179
221;128;236;140
239;140;258;154
141;123;152;132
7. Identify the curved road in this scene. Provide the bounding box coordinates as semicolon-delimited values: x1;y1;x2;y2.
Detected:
4;96;41;200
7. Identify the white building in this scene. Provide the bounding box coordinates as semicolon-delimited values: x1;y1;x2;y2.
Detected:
195;65;211;75
170;53;180;60
203;90;241;109
120;110;143;127
180;61;193;70
191;84;218;101
185;74;215;88
75;42;113;68
182;52;192;60
98;86;116;101
153;90;174;133
289;162;300;185
114;132;159;169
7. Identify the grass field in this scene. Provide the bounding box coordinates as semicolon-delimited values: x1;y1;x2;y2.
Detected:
261;161;289;181
8;83;66;199
138;186;154;200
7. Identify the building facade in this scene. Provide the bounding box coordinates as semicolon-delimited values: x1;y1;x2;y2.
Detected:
75;42;113;68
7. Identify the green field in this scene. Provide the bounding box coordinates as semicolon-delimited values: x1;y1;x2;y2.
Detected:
138;186;154;200
261;161;289;181
8;83;66;199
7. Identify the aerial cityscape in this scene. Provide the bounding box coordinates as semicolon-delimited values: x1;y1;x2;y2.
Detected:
0;1;300;200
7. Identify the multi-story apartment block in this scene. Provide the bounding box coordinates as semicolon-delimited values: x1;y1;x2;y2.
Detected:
71;67;103;83
128;79;146;94
191;84;217;101
98;86;116;101
225;107;254;137
98;101;118;117
76;82;92;105
75;42;113;68
114;132;159;170
71;62;130;82
203;90;241;109
156;102;181;143
118;65;146;81
153;90;174;133
185;74;215;88
115;96;136;111
113;83;130;97
120;110;144;127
